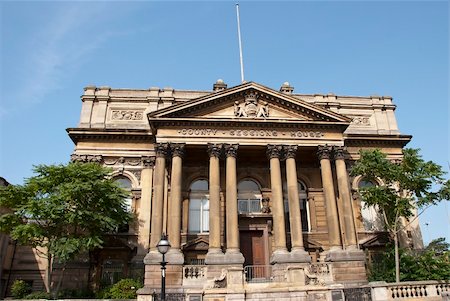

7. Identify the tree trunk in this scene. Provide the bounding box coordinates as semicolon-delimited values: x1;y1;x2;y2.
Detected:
55;263;66;297
45;254;52;293
394;232;400;283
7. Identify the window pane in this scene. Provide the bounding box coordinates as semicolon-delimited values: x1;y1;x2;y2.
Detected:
238;200;248;213
202;209;209;232
189;210;200;233
191;180;208;191
238;180;259;191
124;198;132;212
115;177;132;189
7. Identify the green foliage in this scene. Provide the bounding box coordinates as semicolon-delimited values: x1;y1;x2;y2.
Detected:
56;288;94;299
11;280;32;299
0;162;132;292
23;291;51;299
351;148;450;234
97;278;143;299
369;239;450;282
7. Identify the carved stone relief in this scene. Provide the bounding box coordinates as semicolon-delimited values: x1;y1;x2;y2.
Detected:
111;110;144;120
234;92;269;118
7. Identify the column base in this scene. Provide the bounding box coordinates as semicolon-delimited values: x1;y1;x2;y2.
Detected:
143;249;184;265
290;248;312;263
271;248;311;263
270;248;289;264
205;248;225;265
165;248;185;265
224;249;245;264
325;248;365;262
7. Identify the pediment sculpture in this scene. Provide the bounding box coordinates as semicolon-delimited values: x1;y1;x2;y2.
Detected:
234;92;269;118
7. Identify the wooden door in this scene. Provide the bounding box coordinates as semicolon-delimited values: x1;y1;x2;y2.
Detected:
240;230;266;266
240;230;267;280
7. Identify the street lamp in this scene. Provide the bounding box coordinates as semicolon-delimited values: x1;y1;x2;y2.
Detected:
156;233;171;301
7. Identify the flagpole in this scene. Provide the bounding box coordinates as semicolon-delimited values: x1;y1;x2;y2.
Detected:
236;3;245;83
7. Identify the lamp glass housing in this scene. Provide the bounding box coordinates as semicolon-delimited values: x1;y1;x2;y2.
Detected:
157;234;171;255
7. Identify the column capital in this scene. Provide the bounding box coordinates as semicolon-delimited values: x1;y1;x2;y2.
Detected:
155;143;170;158
141;156;155;168
207;143;223;158
333;146;346;160
284;145;298;159
317;145;333;160
267;144;283;159
171;143;185;158
224;144;239;158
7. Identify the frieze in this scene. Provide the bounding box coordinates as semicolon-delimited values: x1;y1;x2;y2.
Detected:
350;116;371;126
111;110;144;120
71;154;102;163
177;128;324;138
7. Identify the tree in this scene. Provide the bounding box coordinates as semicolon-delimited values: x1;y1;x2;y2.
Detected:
0;162;132;295
368;238;450;282
351;148;450;283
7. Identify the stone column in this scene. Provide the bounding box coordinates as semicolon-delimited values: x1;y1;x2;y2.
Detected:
317;145;342;251
166;144;185;264
145;143;169;263
137;156;155;257
205;144;224;263
267;145;289;263
284;146;310;262
334;146;358;249
224;144;244;264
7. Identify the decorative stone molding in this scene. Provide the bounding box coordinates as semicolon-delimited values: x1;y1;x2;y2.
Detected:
129;170;142;183
317;145;333;160
155;143;170;158
266;144;283;159
70;154;103;163
207;143;222;158
261;197;271;213
284;145;298;159
351;116;370;125
234;92;269;118
141;156;155;168
224;144;239;158
111;110;144;120
333;146;346;160
171;143;185;158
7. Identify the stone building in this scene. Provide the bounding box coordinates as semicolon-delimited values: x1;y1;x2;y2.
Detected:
3;80;423;299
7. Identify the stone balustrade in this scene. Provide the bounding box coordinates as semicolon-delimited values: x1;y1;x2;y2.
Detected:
371;280;450;301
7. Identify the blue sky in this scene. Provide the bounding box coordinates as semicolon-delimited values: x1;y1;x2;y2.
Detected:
0;1;448;245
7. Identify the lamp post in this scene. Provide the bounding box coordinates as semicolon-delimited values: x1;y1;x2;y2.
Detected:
156;233;171;301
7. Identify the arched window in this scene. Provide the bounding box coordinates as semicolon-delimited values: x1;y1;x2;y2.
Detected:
114;176;133;232
283;181;310;232
189;180;209;234
358;179;384;231
238;179;262;213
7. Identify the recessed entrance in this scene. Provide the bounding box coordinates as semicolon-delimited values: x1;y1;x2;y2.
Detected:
239;230;266;266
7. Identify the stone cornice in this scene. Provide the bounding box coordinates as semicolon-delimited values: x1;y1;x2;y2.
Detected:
67;128;153;144
344;134;412;147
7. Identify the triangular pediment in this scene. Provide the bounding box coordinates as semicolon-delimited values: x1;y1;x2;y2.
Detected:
148;82;351;125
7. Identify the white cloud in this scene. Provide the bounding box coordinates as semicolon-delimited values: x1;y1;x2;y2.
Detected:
0;2;122;117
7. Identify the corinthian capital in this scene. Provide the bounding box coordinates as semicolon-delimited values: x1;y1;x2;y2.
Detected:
266;145;283;159
207;143;223;158
333;146;346;160
142;156;155;168
284;145;298;159
224;144;239;158
317;145;333;160
155;143;170;158
171;143;185;158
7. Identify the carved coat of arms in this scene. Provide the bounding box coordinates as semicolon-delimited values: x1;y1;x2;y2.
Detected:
234;93;269;118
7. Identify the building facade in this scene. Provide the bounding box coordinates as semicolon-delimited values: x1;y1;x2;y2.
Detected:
2;80;423;299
